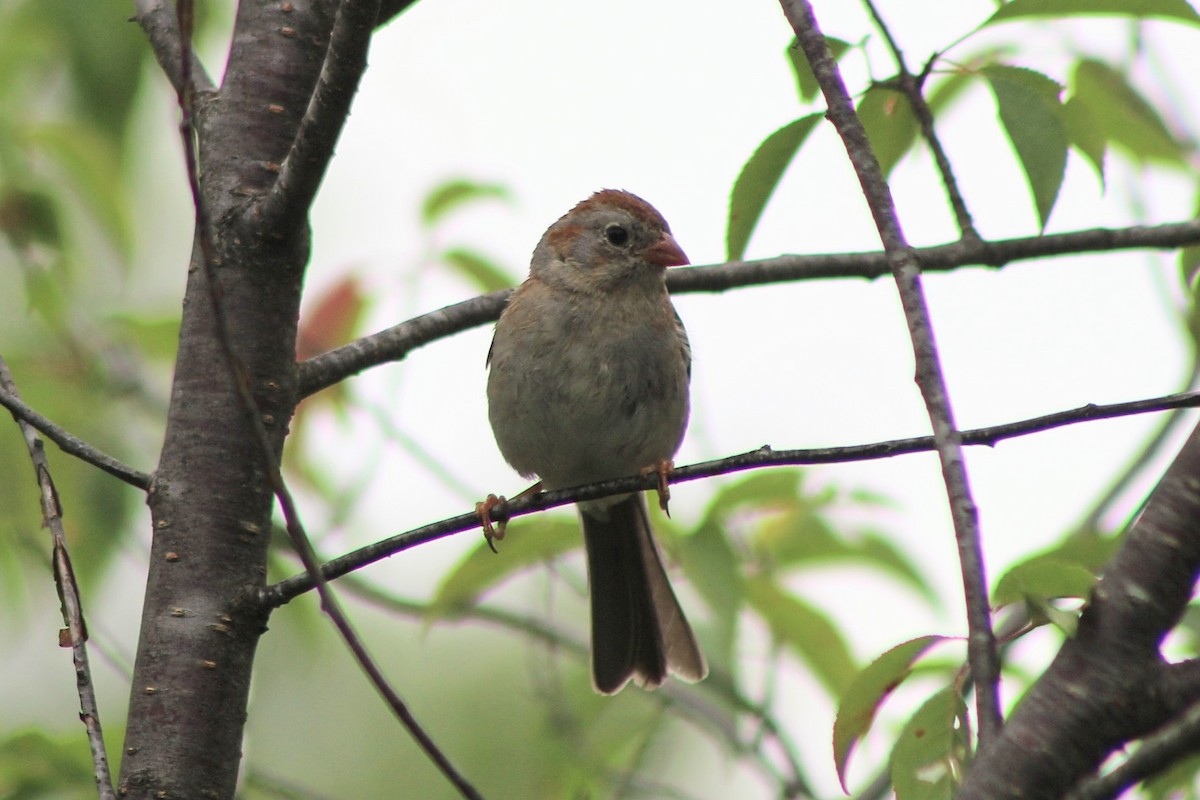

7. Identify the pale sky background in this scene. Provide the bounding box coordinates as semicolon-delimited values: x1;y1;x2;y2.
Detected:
7;1;1200;797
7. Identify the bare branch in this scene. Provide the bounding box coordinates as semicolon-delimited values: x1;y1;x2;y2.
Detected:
0;384;151;489
259;0;381;232
263;388;1200;606
340;576;815;797
132;0;214;94
862;0;980;242
0;356;116;800
780;0;1001;742
298;219;1200;399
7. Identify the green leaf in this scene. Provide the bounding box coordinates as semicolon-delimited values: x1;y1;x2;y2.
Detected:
1144;751;1200;800
754;511;936;604
420;179;512;227
732;474;933;604
858;84;920;177
727;114;822;261
982;65;1068;229
927;70;973;115
677;516;744;666
786;36;850;102
703;470;806;520
833;635;951;790
1038;600;1082;636
745;574;857;698
428;517;580;618
442;246;517;293
19;262;69;329
1061;95;1107;186
1011;526;1120;578
676;513;744;613
0;351;141;605
105;314;182;362
890;687;970;800
1182;243;1200;291
992;559;1097;609
0;188;61;249
29;122;134;258
0;728;98;797
1072;59;1186;165
30;0;148;138
985;0;1200;26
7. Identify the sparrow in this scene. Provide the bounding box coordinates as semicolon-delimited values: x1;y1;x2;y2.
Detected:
485;189;707;694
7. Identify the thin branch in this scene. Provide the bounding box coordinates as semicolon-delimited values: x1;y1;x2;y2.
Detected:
0;356;116;800
133;0;214;95
172;3;481;796
0;386;151;489
338;576;814;798
258;0;380;232
297;219;1200;399
780;0;1002;744
263;388;1200;606
862;0;980;242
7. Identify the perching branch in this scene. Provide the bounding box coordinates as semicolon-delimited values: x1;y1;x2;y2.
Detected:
780;0;1002;744
0;356;115;800
258;0;381;232
263;388;1200;607
297;219;1200;399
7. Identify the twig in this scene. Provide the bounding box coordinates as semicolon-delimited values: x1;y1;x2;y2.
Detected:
263;388;1200;606
862;0;980;242
0;387;151;489
259;0;379;232
172;4;482;797
297;219;1200;399
781;0;1002;742
339;576;814;797
133;0;214;95
0;356;116;800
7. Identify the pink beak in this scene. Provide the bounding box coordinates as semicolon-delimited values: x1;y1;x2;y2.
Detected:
641;232;689;268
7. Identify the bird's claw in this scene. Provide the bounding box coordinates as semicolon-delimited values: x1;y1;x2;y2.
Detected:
641;460;675;516
476;494;509;552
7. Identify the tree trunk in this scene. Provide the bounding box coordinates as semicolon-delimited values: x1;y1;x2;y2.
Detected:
119;1;339;795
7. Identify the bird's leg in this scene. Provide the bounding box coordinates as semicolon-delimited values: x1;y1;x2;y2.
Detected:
475;494;508;552
641;460;675;516
476;481;543;552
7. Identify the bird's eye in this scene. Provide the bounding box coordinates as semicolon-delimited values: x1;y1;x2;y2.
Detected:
603;222;630;247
